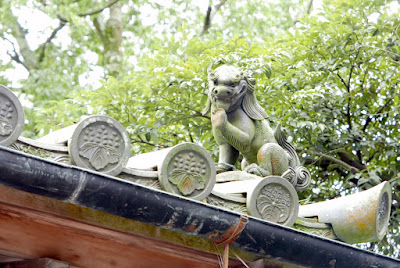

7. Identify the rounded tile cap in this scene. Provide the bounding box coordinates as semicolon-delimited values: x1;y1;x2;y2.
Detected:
0;85;24;147
69;115;131;176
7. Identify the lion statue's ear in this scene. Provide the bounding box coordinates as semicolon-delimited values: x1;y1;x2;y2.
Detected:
242;91;269;120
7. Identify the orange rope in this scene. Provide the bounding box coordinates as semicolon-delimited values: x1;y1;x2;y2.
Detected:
215;215;249;268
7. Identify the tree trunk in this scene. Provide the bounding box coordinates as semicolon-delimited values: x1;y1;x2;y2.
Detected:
103;1;123;77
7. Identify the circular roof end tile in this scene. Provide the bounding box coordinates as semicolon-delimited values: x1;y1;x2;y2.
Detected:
247;176;299;227
158;143;216;201
69;115;131;176
0;85;24;147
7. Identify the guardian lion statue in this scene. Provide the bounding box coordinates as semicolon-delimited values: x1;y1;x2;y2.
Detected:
203;65;310;191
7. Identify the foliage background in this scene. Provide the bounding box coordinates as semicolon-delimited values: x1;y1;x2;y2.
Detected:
1;0;399;257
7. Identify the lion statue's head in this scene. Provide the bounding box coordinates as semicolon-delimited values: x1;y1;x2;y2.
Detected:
202;65;268;120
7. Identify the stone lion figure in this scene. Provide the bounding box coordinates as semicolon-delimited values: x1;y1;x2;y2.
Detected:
203;65;310;190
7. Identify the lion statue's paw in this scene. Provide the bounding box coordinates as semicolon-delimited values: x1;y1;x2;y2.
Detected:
215;162;236;174
244;163;269;177
211;108;227;128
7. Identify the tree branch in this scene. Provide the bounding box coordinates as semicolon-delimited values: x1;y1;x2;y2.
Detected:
57;0;121;22
336;150;366;171
356;44;400;61
159;96;211;120
347;48;360;89
312;151;360;173
200;0;227;35
4;37;29;70
303;156;348;178
362;97;393;132
293;0;313;24
346;101;352;130
306;0;314;14
348;65;355;90
38;20;67;63
335;72;349;89
93;17;106;44
132;136;168;149
6;1;119;70
7;12;38;70
189;130;194;143
322;103;347;125
366;151;377;163
170;114;210;125
78;0;120;17
201;6;212;35
359;65;369;91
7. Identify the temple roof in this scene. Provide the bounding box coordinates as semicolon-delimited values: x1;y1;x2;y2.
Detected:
0;84;399;267
0;146;399;267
